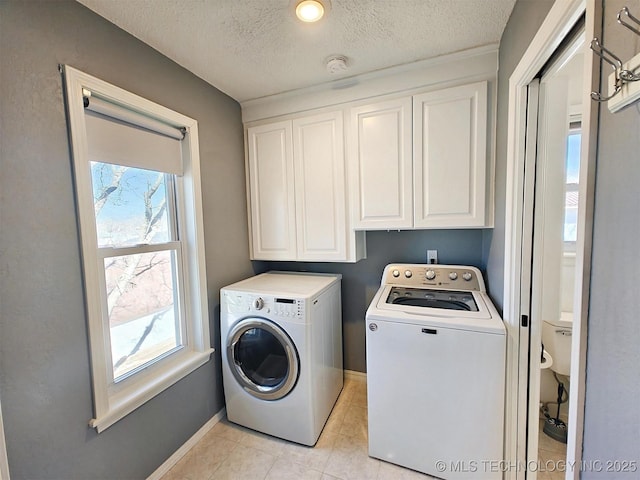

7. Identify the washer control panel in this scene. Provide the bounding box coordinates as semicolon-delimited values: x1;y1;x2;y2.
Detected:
273;297;304;319
223;292;305;319
383;264;484;292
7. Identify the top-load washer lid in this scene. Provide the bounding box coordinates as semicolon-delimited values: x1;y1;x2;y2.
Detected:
386;287;479;311
375;284;492;320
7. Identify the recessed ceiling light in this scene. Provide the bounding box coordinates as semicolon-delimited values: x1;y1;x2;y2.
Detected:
295;0;325;23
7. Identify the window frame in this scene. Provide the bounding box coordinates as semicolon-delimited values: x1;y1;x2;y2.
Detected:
63;66;212;432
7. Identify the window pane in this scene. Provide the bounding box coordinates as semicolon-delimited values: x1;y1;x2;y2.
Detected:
105;250;182;380
564;132;581;243
91;162;172;247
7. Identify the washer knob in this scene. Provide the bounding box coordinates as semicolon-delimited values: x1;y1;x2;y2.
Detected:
404;270;413;278
449;272;458;280
253;297;264;310
462;272;473;281
392;269;400;278
426;270;436;280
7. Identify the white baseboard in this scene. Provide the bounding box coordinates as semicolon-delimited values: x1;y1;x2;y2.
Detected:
147;408;226;480
344;370;367;382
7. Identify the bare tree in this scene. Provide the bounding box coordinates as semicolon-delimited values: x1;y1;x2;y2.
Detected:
92;163;174;374
94;165;128;216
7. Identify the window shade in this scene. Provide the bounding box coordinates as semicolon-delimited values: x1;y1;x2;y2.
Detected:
84;106;183;176
85;96;184;140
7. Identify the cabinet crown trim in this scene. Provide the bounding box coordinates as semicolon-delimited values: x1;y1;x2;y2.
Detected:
241;44;498;123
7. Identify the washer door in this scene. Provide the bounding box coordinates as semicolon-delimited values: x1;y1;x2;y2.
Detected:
227;317;299;401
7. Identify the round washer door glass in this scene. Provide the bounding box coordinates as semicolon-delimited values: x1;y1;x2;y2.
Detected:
227;317;299;400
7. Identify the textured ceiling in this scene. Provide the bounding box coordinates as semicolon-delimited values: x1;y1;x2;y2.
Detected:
76;0;516;103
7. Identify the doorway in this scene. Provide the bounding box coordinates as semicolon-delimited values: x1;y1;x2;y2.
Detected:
501;1;600;479
523;29;585;480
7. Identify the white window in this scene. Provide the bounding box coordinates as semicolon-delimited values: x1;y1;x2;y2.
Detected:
63;66;212;432
564;123;581;246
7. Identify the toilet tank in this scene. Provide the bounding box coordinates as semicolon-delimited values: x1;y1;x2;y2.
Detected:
542;313;572;376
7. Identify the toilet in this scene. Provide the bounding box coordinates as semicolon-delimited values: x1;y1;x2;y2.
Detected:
542;312;572;376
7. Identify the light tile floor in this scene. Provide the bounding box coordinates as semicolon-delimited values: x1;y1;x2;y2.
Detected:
162;377;435;480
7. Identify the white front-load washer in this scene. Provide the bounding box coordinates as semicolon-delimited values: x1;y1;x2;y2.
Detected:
366;264;506;480
221;271;343;446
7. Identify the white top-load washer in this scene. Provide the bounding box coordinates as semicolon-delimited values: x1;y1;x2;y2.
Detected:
221;271;343;446
366;264;506;480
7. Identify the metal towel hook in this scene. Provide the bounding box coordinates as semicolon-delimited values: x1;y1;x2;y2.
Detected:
590;38;623;101
590;5;640;107
590;38;623;70
618;6;640;37
616;7;640;82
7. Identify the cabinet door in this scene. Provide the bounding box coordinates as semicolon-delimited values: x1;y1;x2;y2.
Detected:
349;98;413;229
292;111;347;261
247;121;296;260
413;82;487;228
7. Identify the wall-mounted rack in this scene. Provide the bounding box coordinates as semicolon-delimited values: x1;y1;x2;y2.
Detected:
590;5;640;112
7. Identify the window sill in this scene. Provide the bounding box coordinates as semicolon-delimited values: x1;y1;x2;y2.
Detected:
90;348;213;433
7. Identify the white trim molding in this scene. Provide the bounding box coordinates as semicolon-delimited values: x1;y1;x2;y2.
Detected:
241;44;498;123
502;1;598;479
0;395;9;480
146;408;226;480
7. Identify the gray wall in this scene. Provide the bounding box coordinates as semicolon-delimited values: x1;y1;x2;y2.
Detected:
483;0;556;310
0;1;253;478
256;229;486;372
5;0;636;477
582;0;640;474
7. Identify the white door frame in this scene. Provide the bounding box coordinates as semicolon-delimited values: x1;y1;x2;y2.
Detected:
502;1;600;479
0;395;9;480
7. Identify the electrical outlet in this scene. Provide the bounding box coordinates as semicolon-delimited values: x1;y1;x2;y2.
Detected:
427;250;438;264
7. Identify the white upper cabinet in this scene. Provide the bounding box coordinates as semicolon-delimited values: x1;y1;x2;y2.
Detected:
292;112;348;261
247;111;365;262
245;53;496;259
346;81;490;230
242;46;497;236
348;98;413;230
247;121;296;260
413;81;488;228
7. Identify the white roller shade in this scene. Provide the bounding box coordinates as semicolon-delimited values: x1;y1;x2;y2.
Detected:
85;96;184;140
84;105;183;175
